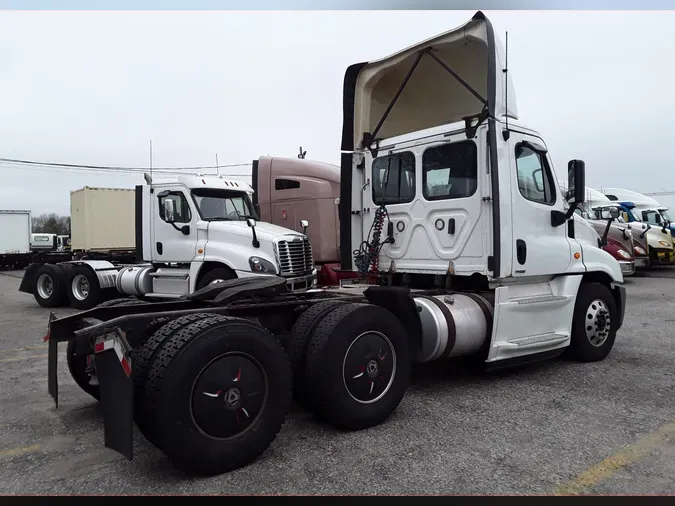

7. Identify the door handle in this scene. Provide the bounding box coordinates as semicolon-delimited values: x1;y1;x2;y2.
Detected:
156;242;163;255
447;218;456;234
516;239;527;265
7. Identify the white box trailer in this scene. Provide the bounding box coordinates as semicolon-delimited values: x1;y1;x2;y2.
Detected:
0;210;32;268
70;187;135;252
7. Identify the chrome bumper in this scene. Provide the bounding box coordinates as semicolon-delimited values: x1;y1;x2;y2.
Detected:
634;256;649;269
619;261;635;276
284;270;317;293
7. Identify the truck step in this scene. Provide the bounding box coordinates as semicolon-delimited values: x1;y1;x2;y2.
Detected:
503;332;569;349
512;294;567;305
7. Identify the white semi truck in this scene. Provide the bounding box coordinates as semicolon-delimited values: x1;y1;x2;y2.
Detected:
20;178;316;309
42;11;626;477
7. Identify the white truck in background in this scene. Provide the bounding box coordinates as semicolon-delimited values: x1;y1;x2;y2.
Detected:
0;210;32;269
20;179;316;309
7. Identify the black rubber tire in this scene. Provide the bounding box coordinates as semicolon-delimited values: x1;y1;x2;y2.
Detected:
66;265;107;310
304;303;411;431
196;267;237;291
66;339;101;401
32;263;72;308
568;282;618;362
133;313;226;446
142;315;292;476
287;300;347;411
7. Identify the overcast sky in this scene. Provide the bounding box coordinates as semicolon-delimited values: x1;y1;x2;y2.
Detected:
0;10;673;215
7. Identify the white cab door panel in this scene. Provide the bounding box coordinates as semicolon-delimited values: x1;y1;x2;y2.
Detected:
151;186;199;263
508;132;573;278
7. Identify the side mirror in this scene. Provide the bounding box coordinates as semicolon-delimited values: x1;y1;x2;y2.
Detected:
246;218;256;228
551;159;586;227
300;219;309;234
568;159;586;204
600;207;620;220
180;225;190;236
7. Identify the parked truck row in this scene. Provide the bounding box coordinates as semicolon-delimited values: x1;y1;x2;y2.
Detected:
41;12;629;477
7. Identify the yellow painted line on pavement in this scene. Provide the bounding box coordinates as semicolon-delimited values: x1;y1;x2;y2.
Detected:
554;421;675;495
0;353;48;363
0;444;41;458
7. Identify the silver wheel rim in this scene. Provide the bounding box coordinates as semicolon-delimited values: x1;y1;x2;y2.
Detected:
72;274;90;301
342;331;397;405
209;279;225;285
36;273;53;299
585;298;612;347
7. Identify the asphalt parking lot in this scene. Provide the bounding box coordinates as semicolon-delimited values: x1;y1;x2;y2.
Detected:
0;268;674;495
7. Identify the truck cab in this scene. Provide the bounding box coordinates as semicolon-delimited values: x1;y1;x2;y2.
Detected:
117;173;317;299
602;188;675;265
339;11;625;363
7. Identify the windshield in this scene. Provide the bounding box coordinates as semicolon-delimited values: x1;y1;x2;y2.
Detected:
574;204;591;220
660;209;673;221
191;188;256;221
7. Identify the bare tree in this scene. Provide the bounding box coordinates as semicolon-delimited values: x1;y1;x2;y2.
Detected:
32;213;70;235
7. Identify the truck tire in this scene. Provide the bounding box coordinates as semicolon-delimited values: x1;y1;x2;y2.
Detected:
196;267;236;291
567;282;619;362
142;315;292;476
133;313;224;446
33;263;72;308
304;303;411;431
287;300;347;411
67;265;107;310
66;339;101;401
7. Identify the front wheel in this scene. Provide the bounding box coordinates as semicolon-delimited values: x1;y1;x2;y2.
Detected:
568;282;618;362
195;267;237;291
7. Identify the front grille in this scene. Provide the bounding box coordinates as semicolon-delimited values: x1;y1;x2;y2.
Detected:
275;236;314;276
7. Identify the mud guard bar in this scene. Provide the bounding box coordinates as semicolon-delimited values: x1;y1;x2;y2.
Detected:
46;314;135;461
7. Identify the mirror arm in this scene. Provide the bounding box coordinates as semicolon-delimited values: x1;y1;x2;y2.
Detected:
600;219;612;247
551;202;579;227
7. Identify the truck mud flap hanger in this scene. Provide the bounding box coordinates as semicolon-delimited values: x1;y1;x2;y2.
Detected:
46;312;135;460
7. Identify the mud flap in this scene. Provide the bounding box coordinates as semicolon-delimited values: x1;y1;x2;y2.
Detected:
19;263;40;294
46;312;59;408
94;334;134;461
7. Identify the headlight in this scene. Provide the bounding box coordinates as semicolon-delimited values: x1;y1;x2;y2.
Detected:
658;240;671;247
617;249;631;260
634;246;646;256
249;256;277;274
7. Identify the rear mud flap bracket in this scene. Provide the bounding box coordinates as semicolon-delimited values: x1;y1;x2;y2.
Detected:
94;333;134;461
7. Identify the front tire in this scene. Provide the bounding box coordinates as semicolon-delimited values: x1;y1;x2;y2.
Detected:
304;303;411;431
143;315;292;476
568;282;618;362
196;267;237;291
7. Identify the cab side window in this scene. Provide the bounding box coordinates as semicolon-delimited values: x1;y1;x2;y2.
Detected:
515;143;556;206
158;192;192;223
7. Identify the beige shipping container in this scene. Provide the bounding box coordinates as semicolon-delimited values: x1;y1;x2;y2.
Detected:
70;187;136;252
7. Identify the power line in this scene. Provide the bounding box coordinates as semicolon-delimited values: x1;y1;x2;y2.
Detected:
0;156;251;171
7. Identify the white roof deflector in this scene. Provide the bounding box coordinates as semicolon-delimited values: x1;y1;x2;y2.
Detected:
340;11;518;153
